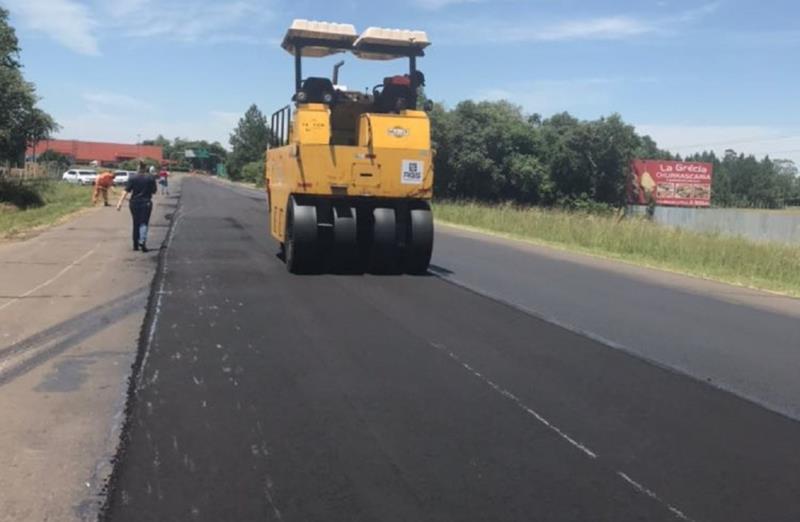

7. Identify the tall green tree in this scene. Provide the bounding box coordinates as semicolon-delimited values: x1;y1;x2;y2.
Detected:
227;104;271;180
431;101;666;208
0;8;57;166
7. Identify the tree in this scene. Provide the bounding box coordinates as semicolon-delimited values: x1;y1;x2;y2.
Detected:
431;100;550;203
431;102;664;207
0;8;57;166
25;107;59;159
687;150;797;208
1;7;20;68
227;104;270;180
37;149;71;170
142;134;172;158
140;136;227;172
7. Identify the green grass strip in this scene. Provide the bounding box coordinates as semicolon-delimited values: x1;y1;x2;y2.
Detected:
0;181;94;239
434;201;800;297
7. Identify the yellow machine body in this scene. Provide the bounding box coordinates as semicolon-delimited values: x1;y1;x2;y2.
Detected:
265;20;435;273
266;104;433;243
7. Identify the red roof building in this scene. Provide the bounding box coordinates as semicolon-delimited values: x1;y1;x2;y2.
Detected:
28;139;163;166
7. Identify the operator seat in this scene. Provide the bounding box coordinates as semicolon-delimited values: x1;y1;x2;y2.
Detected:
376;75;416;113
295;77;336;104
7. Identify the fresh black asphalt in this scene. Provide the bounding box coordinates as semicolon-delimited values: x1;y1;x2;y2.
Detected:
102;177;800;521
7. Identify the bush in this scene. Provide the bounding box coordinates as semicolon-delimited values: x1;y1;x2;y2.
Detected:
0;179;45;209
240;160;265;186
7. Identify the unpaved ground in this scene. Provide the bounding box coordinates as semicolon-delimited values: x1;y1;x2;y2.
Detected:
0;176;181;521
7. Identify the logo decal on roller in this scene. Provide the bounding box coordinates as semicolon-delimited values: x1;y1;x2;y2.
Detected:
388;127;409;138
401;160;424;185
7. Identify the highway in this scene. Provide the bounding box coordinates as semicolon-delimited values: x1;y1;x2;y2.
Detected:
102;176;800;522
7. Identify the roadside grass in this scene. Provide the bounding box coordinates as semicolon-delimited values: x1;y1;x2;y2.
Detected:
434;200;800;297
0;180;93;239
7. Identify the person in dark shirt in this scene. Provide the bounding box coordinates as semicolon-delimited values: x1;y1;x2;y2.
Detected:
116;161;157;252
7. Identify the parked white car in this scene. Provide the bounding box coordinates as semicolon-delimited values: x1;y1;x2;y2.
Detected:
113;170;131;186
62;169;98;185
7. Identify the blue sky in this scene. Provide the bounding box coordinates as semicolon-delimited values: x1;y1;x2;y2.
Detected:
4;0;800;163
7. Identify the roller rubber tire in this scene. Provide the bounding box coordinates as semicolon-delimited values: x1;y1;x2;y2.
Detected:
285;196;318;274
370;208;397;273
406;206;434;274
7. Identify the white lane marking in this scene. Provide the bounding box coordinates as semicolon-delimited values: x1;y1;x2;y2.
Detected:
431;342;596;459
617;472;692;521
0;246;98;312
136;208;182;390
264;475;284;521
431;342;695;521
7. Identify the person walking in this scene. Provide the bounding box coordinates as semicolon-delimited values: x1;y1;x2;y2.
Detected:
92;170;116;206
116;161;157;252
158;166;169;195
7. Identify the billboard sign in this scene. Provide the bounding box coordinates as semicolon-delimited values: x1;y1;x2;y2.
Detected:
630;160;713;207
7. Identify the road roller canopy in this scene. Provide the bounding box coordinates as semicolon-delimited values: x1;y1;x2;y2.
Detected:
281;20;358;58
282;20;430;60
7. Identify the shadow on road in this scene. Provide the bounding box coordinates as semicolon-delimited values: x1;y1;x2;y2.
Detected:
0;287;148;388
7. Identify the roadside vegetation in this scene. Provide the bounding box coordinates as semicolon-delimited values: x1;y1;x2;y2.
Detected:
430;100;800;210
0;180;91;238
435;200;800;296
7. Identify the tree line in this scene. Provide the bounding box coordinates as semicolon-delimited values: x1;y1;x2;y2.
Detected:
141;135;227;173
430;100;800;210
684;150;799;208
221;99;799;209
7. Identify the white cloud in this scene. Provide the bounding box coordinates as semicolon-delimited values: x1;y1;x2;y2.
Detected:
211;111;242;128
535;16;652;41
672;1;721;23
414;0;483;10
5;0;276;55
82;91;155;112
475;77;655;114
5;0;99;55
56;91;241;147
636;124;800;164
55;110;237;149
101;0;150;17
436;2;719;44
107;0;273;44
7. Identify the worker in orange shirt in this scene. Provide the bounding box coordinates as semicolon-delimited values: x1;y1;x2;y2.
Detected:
92;170;116;206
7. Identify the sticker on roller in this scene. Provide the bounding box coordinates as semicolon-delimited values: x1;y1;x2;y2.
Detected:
401;160;424;185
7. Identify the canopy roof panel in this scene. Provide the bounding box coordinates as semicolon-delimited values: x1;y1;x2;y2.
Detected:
282;20;430;60
354;27;430;60
281;19;358;58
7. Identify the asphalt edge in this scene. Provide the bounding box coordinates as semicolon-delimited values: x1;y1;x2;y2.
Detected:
94;189;184;521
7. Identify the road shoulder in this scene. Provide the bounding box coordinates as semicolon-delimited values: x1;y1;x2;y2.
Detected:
0;175;182;521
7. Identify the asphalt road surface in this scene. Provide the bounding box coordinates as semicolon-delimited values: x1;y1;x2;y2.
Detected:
432;226;800;421
102;177;800;522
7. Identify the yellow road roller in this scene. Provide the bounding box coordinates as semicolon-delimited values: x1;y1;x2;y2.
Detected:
266;20;434;273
